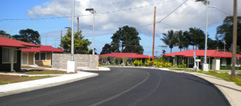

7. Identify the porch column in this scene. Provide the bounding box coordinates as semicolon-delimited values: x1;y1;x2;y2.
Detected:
10;48;14;72
187;57;189;67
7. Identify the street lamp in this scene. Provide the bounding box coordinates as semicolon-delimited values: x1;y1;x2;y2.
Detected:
196;0;210;71
86;8;96;55
66;0;76;73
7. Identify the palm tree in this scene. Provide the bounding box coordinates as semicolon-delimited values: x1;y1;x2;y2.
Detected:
175;30;184;51
161;30;176;53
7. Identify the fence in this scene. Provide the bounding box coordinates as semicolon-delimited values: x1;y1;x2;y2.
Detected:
52;53;99;69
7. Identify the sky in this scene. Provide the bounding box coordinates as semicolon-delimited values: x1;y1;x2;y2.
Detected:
0;0;240;56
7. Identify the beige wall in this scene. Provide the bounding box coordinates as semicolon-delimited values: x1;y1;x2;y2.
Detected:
35;52;52;66
52;54;99;69
28;53;34;65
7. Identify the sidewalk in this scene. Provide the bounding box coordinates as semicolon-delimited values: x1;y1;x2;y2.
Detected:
77;67;111;71
0;71;99;97
165;69;241;106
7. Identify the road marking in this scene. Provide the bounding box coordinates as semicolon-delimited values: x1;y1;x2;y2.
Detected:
90;70;150;106
127;71;162;106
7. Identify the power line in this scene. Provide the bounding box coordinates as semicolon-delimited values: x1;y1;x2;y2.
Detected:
0;0;178;21
97;0;178;15
156;0;189;23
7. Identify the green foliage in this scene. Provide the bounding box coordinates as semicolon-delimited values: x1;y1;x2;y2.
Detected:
161;30;176;53
122;57;128;66
163;62;172;67
13;29;41;45
145;57;152;66
198;71;241;86
110;25;144;54
0;30;11;38
178;60;186;68
217;16;241;53
117;58;121;65
133;60;142;66
61;29;91;54
102;57;107;64
100;43;112;54
112;58;116;65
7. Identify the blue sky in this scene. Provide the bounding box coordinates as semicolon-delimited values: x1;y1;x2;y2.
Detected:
0;0;239;56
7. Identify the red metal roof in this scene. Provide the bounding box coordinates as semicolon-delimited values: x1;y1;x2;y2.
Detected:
0;37;38;48
22;45;64;53
99;53;153;59
163;50;241;58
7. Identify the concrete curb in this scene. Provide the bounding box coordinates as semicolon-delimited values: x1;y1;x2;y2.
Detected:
77;67;111;71
0;71;99;97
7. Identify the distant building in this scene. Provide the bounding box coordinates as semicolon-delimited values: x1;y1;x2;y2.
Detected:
21;46;64;67
163;50;241;70
0;37;38;72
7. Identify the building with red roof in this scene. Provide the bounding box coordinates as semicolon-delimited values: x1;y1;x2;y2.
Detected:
99;53;154;65
163;50;241;70
0;37;39;72
21;45;64;67
99;53;151;59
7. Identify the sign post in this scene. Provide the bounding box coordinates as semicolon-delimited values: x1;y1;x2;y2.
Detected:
193;52;197;71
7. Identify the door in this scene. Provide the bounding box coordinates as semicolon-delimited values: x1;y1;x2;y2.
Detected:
22;53;28;65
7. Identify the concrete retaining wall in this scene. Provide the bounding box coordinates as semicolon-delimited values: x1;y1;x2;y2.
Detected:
52;54;99;69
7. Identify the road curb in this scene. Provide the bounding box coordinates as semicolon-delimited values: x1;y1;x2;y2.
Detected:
0;72;99;97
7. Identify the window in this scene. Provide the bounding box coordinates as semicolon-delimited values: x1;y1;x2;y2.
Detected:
35;52;46;61
41;53;46;60
221;58;227;66
2;48;17;63
35;53;40;60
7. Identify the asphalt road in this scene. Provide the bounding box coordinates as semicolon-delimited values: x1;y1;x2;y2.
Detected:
0;67;230;106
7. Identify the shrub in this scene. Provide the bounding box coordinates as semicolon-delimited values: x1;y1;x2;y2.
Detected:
117;58;121;65
163;62;172;67
133;60;142;66
112;58;116;65
122;57;128;66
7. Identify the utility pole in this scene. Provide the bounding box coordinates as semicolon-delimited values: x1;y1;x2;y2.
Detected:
60;30;62;48
152;6;156;66
77;17;79;32
231;0;237;79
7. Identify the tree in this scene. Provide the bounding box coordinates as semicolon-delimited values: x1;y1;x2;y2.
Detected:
0;30;11;38
161;30;176;53
175;30;184;51
217;16;241;52
111;25;144;54
100;44;112;54
61;29;91;54
13;29;41;45
188;27;205;50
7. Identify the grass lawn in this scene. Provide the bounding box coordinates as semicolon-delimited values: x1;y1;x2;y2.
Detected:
0;75;51;85
197;71;241;86
168;68;194;71
21;70;67;74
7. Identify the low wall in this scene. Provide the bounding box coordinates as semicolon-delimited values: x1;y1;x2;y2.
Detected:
52;54;99;69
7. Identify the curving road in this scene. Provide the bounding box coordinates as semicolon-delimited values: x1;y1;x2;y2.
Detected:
0;67;230;106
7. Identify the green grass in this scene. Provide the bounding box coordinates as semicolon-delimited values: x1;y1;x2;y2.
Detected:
22;70;67;74
168;68;194;72
0;75;51;85
197;71;241;86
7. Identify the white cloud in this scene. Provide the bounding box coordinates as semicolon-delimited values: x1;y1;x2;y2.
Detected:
28;0;241;36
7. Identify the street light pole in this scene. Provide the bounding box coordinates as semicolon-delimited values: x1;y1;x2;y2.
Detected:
71;0;75;61
86;8;96;55
196;0;209;71
203;0;209;71
66;0;76;73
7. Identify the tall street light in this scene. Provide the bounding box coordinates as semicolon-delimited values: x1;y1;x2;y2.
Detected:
196;0;209;71
66;0;76;73
86;8;96;55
